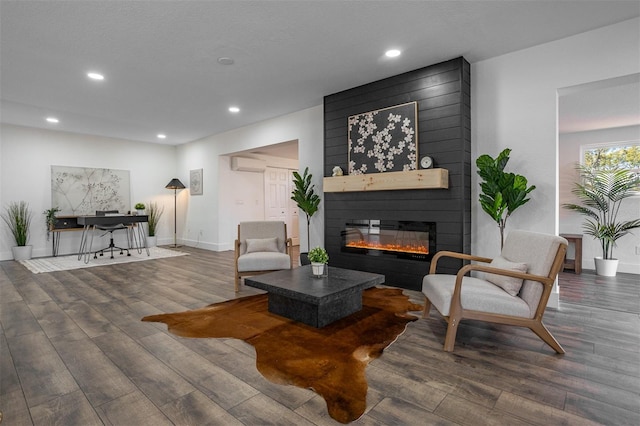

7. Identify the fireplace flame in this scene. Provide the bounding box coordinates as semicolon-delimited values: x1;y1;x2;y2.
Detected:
345;240;429;255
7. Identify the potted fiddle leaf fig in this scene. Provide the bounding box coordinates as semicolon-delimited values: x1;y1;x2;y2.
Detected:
291;166;321;264
308;246;329;277
2;201;34;260
563;165;640;276
476;148;536;249
146;202;164;247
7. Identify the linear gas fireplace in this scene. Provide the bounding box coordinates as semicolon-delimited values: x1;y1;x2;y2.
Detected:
341;220;436;261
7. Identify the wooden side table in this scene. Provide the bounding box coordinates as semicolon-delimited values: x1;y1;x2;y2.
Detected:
560;234;582;274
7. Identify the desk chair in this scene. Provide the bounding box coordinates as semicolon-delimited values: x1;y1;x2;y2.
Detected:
92;210;131;259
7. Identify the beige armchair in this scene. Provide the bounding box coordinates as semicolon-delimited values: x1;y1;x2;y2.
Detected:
422;230;568;353
234;221;293;292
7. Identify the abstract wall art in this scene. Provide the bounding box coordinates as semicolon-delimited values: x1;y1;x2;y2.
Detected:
348;101;418;175
190;168;203;195
51;166;130;215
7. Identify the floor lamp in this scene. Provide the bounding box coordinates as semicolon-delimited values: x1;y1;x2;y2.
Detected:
165;178;185;248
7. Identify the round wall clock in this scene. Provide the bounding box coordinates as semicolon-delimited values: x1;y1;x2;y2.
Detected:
420;156;433;169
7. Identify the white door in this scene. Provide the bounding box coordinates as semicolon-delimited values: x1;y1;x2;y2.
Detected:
265;167;300;246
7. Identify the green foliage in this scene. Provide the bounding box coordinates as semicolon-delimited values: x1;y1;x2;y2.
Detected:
584;145;640;170
291;167;321;251
563;165;640;259
2;201;33;246
43;207;61;241
135;202;146;210
476;148;536;248
308;246;329;264
147;202;164;237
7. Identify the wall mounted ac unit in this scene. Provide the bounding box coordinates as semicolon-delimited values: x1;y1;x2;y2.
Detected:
230;157;267;172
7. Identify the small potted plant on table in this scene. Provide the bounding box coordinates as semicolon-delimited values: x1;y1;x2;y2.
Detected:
134;202;146;215
308;246;329;277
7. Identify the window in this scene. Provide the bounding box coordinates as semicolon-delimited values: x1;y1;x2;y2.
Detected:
581;141;640;172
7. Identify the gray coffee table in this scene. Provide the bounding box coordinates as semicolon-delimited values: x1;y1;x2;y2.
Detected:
244;265;385;327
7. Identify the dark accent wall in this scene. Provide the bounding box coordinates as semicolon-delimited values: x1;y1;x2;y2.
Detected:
323;57;471;291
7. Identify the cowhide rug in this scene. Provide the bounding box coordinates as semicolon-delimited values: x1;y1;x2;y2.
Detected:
142;287;422;423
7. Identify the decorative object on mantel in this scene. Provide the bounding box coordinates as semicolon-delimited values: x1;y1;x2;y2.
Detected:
332;165;343;176
165;178;186;248
563;165;640;277
142;286;423;424
308;246;329;277
420;155;434;169
476;148;536;249
323;169;448;192
291;167;321;264
1;201;33;260
190;168;203;195
348;101;418;175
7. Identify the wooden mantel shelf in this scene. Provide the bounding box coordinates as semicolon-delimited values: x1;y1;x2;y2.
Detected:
323;169;448;192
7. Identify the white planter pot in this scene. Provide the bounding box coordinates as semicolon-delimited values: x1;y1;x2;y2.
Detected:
12;245;32;261
146;236;157;248
594;257;618;277
311;262;326;277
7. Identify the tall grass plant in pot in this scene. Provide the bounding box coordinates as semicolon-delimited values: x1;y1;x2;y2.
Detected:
2;201;33;260
563;165;640;276
146;202;164;247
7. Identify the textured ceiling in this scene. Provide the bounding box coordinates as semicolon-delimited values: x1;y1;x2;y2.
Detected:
1;1;639;146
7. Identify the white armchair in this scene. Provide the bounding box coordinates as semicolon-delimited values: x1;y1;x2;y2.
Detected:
422;230;568;353
234;221;293;292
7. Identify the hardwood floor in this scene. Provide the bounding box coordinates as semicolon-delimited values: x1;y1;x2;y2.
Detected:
1;247;638;425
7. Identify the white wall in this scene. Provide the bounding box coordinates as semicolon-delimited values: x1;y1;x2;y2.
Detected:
0;124;178;259
175;105;323;252
472;18;639;257
559;125;640;274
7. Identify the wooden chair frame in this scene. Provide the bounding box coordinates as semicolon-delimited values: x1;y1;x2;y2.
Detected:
422;244;567;354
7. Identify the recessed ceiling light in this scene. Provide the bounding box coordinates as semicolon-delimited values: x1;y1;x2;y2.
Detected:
217;57;234;65
157;134;167;139
46;117;59;123
385;49;401;58
87;72;105;80
228;106;240;113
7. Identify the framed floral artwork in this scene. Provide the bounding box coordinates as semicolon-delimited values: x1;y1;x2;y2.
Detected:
348;101;418;175
51;165;130;215
190;168;203;195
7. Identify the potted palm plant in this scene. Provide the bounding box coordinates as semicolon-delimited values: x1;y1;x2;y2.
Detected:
308;246;329;277
563;165;640;276
291;166;321;264
2;201;34;260
476;148;536;249
146;202;164;247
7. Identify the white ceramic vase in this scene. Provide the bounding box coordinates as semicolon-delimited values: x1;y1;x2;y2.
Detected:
311;262;326;277
12;245;32;261
594;257;618;277
146;236;157;248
